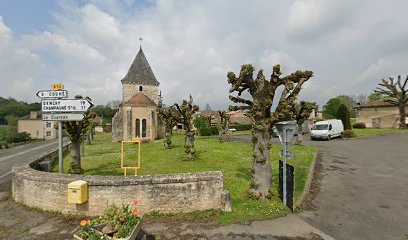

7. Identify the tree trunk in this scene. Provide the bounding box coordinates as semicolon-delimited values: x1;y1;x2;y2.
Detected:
164;130;172;149
218;129;225;143
69;140;83;174
184;131;195;160
250;127;272;200
87;132;91;144
296;123;303;145
399;104;407;129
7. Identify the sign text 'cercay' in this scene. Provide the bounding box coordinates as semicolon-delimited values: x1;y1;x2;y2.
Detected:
42;113;86;121
36;90;68;99
41;99;93;112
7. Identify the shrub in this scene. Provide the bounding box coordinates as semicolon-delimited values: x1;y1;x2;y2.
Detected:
4;131;31;143
234;124;252;131
200;127;212;136
336;104;351;130
342;129;356;138
210;126;219;135
352;122;366;129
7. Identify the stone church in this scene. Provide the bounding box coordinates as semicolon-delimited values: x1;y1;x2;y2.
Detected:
112;47;163;141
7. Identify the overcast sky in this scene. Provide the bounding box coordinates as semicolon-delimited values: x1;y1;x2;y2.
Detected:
1;0;407;110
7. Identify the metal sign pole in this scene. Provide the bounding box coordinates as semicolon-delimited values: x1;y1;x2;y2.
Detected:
58;121;63;174
283;128;287;206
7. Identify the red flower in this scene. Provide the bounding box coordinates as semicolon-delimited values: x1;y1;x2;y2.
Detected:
119;217;125;222
132;210;139;216
133;200;138;205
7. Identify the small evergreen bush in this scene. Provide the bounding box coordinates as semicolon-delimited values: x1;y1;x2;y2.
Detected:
336;104;351;130
352;122;366;129
210;126;219;135
234;124;252;131
342;129;356;138
199;127;212;136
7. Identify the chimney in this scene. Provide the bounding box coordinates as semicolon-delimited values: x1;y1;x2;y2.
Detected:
30;111;38;119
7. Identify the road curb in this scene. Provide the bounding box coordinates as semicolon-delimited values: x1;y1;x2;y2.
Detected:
296;147;318;208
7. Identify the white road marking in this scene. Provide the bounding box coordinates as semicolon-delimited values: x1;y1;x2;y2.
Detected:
0;141;58;163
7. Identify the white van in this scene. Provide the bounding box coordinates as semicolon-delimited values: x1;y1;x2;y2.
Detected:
310;119;344;140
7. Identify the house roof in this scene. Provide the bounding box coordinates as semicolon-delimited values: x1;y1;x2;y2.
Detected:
121;48;160;86
122;93;157;107
358;99;396;108
199;110;219;116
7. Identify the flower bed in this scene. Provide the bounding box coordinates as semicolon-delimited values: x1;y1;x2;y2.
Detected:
74;200;142;240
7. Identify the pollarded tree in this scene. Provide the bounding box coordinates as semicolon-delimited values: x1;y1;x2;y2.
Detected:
292;101;317;144
174;95;199;160
158;106;179;149
336;103;351;130
375;75;408;129
218;111;230;142
63;96;96;174
228;64;313;200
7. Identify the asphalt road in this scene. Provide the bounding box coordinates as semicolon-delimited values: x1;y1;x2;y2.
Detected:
300;132;408;240
0;138;68;190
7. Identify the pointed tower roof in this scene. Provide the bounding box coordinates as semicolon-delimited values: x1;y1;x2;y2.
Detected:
121;48;160;86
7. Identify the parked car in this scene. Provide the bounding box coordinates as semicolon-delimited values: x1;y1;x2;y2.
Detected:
229;128;237;132
310;119;344;140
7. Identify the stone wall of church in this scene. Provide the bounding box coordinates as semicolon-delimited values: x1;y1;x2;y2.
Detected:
112;109;123;142
131;106;157;140
122;83;159;104
121;107;131;140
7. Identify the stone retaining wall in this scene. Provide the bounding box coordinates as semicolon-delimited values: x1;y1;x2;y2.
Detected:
12;146;226;216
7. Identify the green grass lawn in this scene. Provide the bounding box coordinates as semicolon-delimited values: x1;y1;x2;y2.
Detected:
53;132;315;224
353;128;408;138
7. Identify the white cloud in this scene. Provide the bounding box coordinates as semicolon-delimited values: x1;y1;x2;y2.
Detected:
259;49;299;74
286;0;360;42
0;17;44;98
1;0;408;110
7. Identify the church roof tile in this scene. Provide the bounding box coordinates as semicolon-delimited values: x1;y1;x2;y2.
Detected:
121;48;160;86
123;93;157;107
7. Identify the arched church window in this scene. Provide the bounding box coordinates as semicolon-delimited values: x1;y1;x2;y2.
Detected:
136;119;140;137
142;119;147;138
139;86;143;91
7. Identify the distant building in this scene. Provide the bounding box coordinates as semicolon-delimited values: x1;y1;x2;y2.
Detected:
227;110;251;125
112;47;164;141
18;111;57;140
355;99;408;128
196;110;221;126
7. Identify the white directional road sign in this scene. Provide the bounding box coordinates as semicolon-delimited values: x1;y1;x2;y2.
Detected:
41;99;93;112
37;90;68;98
42;113;85;121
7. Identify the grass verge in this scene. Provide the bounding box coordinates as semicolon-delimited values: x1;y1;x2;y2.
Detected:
353;128;408;138
53;132;315;224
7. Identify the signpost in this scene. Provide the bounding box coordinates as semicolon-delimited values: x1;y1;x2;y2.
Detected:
51;83;64;90
42;113;85;121
41;99;93;112
276;121;297;209
37;85;93;174
36;90;68;99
